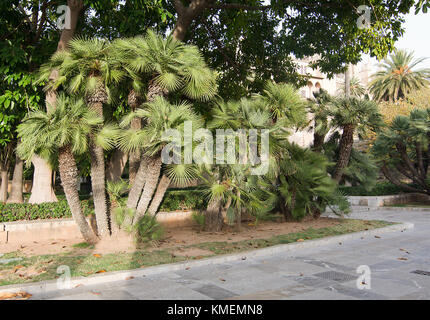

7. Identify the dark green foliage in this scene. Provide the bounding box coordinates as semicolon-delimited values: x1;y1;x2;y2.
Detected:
134;215;164;243
339;182;415;196
271;144;350;221
0;200;94;223
323;132;379;190
372;108;430;195
159;188;208;212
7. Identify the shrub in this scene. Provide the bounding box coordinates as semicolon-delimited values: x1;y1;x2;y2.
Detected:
159;188;207;212
134;215;164;243
339;182;414;196
0;200;94;223
191;211;205;230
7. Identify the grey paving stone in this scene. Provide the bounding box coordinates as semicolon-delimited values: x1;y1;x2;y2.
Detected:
191;284;237;299
325;284;388;300
313;271;357;283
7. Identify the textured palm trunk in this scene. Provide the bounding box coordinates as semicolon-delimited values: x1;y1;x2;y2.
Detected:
313;132;325;153
147;80;169;102
147;175;171;216
123;155;150;228
29;155;58;203
59;146;98;243
106;149;128;182
134;157;162;223
88;99;110;237
7;154;24;203
333;124;355;183
204;199;223;232
128;90;143;185
0;168;8;203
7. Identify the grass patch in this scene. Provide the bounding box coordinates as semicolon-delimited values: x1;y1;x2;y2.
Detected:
0;219;394;287
72;242;94;249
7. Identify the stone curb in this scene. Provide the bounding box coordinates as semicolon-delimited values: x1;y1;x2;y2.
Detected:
0;222;414;295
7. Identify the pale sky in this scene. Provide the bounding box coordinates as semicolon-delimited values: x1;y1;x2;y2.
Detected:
395;9;430;69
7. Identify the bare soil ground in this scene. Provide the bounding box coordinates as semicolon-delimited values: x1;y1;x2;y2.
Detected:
0;217;340;257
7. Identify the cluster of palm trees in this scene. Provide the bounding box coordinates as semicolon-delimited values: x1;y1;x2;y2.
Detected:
15;28;430;245
17;31;218;243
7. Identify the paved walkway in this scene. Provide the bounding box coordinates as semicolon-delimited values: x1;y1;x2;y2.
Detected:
31;209;430;300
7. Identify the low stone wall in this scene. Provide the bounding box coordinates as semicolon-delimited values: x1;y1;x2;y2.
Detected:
347;193;430;207
0;211;195;244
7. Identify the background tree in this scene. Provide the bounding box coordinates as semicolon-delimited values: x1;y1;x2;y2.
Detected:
329;97;383;182
369;49;430;101
373;109;430;195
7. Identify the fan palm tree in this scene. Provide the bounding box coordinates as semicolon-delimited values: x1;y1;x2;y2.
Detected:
369;50;430;101
120;30;218;103
39;38;125;237
338;77;367;98
118;97;203;226
16;95;113;243
252;81;306;126
308;89;332;152
270;143;349;221
113;31;218;216
329;97;383;182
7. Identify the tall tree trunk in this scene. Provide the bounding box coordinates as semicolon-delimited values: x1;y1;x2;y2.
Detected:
147;175;171;215
106;149;128;182
7;154;24;203
59;146;98;243
313;132;325;153
88;100;110;237
172;0;210;41
204;199;223;232
0;168;8;203
128;90;142;185
29;155;58;203
30;0;84;204
333;124;355;183
134;157;162;223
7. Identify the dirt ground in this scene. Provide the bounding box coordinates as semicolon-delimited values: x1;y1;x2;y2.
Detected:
0;217;341;257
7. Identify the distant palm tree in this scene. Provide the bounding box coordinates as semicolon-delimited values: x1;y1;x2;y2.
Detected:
17;95;114;243
338;77;367;98
369;50;430;101
329;97;383;182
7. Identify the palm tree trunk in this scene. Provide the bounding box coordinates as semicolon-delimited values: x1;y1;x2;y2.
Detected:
134;157;162;223
333;124;355;183
204;199;223;232
147;175;171;215
126;156;149;209
59;146;98;243
313;132;325;153
0;167;8;203
106;149;128;182
89;101;110;237
7;154;24;203
29;155;58;203
128;90;143;185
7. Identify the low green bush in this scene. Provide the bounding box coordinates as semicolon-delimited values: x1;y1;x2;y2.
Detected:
339;182;415;196
0;200;94;223
159;188;207;212
0;188;204;223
